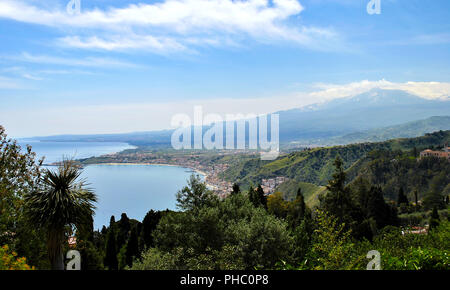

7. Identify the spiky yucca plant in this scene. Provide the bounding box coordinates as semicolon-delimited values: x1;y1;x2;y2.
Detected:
24;160;97;270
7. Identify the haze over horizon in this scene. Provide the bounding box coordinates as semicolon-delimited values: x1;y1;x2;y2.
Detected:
1;0;450;137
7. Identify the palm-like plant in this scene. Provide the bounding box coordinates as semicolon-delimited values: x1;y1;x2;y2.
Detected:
24;161;97;270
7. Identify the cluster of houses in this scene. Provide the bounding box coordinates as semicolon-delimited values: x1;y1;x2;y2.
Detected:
261;176;289;194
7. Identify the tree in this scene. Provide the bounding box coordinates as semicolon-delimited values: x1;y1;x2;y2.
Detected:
248;186;257;207
412;146;418;158
141;210;163;248
429;207;440;231
104;216;118;270
152;192;294;269
366;186;395;229
257;185;267;209
321;157;357;230
76;215;103;270
116;213;130;250
423;190;445;210
267;192;289;219
24;160;96;270
287;188;307;229
397;187;408;206
413;189;419;206
176;174;216;212
309;210;357;270
250;185;267;209
0;126;47;268
231;183;240;196
125;226;139;267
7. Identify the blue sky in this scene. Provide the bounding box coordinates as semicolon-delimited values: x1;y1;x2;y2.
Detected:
1;0;450;137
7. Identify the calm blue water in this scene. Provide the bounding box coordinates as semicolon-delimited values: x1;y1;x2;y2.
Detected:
20;140;197;229
80;164;194;229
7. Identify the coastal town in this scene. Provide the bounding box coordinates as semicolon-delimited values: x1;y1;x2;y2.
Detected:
75;149;293;197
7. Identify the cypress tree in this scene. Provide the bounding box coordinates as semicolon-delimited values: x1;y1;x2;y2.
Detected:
104;217;118;270
231;183;240;196
125;227;140;267
322;156;355;226
248;185;257;207
429;207;440;231
366;186;391;229
117;213;130;250
288;187;306;229
397;187;408;206
255;184;267;209
141;210;162;248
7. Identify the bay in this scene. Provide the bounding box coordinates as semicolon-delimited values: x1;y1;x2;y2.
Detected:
80;164;194;229
19;140;196;229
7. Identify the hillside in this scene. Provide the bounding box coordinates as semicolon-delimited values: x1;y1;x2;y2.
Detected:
274;180;326;208
329;116;450;144
221;130;450;193
345;149;450;201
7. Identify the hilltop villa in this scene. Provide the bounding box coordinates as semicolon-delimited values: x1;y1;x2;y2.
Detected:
420;145;450;161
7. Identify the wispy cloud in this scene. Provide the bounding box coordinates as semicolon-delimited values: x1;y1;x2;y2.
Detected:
0;0;343;52
58;35;189;53
21;73;43;81
383;33;450;46
0;75;22;89
5;52;141;68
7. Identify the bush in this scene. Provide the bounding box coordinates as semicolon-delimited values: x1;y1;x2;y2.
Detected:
0;245;34;270
147;193;294;269
383;248;449;270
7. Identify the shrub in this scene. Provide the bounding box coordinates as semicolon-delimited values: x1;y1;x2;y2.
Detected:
0;245;34;270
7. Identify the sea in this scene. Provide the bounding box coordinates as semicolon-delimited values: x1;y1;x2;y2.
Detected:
18;140;197;229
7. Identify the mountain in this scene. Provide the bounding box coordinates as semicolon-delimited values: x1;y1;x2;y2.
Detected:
278;89;450;144
36;130;174;147
35;89;450;148
328;116;450;145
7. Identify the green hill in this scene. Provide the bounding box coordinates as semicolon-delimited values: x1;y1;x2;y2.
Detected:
274;180;326;208
330;116;450;144
221;130;450;192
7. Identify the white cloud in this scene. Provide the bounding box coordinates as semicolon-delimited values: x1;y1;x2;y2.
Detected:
58;35;188;53
5;52;141;68
3;79;449;136
0;0;342;52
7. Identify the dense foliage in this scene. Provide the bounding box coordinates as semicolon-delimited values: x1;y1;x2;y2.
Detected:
0;126;48;269
0;245;34;270
221;130;450;187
